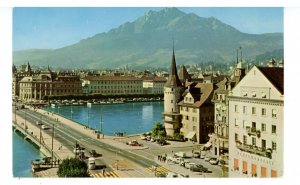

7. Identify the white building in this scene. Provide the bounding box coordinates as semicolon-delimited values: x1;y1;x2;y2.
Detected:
228;66;283;177
142;77;166;94
82;76;143;95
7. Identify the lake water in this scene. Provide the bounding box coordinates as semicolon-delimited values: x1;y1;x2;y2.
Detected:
13;131;44;177
43;101;164;136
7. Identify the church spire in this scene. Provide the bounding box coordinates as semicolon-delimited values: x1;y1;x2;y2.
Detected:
165;40;182;88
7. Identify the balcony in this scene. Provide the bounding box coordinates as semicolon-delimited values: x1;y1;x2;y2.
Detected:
236;141;272;159
246;127;261;138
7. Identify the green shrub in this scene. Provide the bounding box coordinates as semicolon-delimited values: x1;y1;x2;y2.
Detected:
57;158;89;177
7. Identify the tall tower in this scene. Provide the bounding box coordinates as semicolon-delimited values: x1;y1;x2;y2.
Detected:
163;45;183;136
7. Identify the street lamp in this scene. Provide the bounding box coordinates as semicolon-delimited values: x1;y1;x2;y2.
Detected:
51;122;54;167
24;108;27;134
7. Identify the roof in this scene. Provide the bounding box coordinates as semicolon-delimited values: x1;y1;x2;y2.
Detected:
164;49;182;88
178;65;191;82
178;83;215;108
257;67;284;94
84;76;142;81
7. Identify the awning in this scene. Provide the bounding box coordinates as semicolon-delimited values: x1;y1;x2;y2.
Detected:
204;142;212;148
185;132;196;139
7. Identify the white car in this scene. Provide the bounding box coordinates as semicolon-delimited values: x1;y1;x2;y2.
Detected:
204;156;211;161
140;135;147;140
166;172;178;178
41;125;49;130
185;162;196;169
209;158;219;165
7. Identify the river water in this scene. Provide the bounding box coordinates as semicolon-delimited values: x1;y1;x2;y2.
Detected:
13;101;164;177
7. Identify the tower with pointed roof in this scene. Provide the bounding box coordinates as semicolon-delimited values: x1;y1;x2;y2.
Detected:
162;44;184;136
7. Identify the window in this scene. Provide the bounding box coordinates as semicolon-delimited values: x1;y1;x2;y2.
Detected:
272;142;277;151
261;123;266;132
193;108;196;113
243;120;246;128
243;106;247;114
272;125;276;134
262;108;266;116
235;105;238;113
252;91;256;97
252;107;256;115
262;93;266;98
272;109;277;118
235;133;239;141
252;137;256;146
186;116;189;120
243;135;247;144
235;119;239;127
262;139;266;149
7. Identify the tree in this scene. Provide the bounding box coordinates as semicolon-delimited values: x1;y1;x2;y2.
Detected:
57;158;90;177
152;122;166;138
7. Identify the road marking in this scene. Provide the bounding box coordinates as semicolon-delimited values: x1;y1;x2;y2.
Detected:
146;166;170;175
90;171;120;178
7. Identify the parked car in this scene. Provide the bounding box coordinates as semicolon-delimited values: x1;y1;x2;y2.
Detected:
185;162;196;169
190;164;208;172
140;134;147;140
157;139;167;146
192;152;200;158
175;152;187;158
204;156;211;161
166;172;178;178
180;159;190;167
146;136;151;141
126;140;142;146
150;137;156;142
36;121;42;125
209;158;219;165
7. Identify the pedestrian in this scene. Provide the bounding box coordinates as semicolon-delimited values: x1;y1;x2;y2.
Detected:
102;168;105;176
192;149;194;154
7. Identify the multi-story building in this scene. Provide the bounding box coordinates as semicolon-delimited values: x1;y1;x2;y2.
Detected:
82;76;143;95
162;48;184;136
210;57;246;159
12;62;33;100
177;83;215;143
142;77;166;94
19;68;82;102
228;65;283;177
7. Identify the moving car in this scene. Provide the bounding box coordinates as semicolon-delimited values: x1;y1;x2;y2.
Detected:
89;149;102;157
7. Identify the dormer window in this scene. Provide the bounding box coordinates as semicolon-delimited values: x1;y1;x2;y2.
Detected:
262;93;266;98
243;92;247;97
252;92;256;97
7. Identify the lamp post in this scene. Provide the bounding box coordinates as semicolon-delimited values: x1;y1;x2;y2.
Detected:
51;122;54;167
24;108;27;134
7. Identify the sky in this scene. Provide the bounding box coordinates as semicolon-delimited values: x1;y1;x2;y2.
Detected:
13;7;283;51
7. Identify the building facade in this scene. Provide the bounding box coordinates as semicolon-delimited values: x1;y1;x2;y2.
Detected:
82;76;143;95
19;69;82;102
142;77;166;94
178;83;215;143
228;66;283;177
